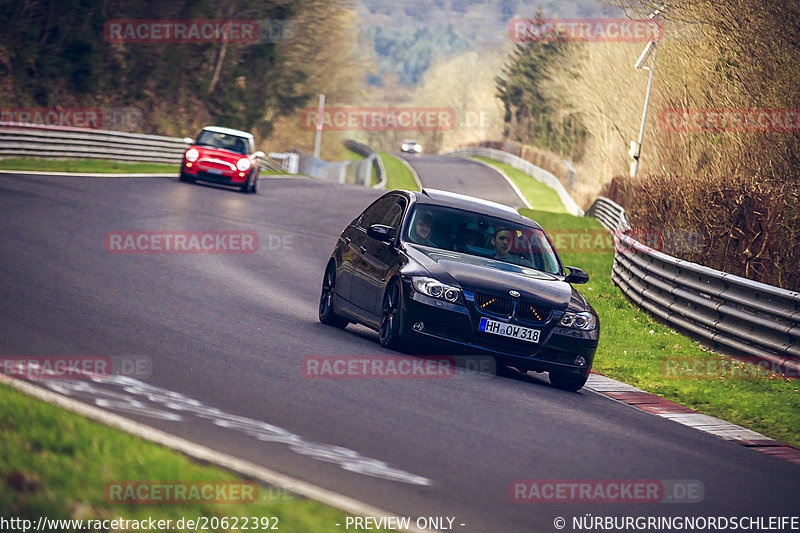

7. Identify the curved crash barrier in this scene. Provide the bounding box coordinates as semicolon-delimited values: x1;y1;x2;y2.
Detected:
587;196;800;375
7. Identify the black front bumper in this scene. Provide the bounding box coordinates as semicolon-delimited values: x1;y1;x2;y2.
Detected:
398;281;598;377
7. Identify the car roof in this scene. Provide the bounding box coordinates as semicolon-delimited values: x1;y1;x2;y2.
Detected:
200;126;254;139
403;188;540;229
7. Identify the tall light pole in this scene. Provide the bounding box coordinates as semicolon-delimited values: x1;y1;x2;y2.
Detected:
313;94;325;159
630;9;661;179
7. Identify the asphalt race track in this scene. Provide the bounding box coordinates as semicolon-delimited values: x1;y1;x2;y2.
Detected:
1;168;799;532
398;153;527;210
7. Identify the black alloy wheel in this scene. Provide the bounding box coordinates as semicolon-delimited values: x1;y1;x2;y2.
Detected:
379;279;404;350
318;264;348;328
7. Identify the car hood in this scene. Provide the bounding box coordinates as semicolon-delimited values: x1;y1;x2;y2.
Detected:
405;244;578;310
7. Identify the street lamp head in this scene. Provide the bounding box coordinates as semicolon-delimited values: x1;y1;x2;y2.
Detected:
634;41;657;70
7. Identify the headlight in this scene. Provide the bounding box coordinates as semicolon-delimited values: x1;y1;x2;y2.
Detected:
411;276;461;303
185;148;199;162
414;145;422;152
559;311;596;331
236;158;251;171
402;144;409;151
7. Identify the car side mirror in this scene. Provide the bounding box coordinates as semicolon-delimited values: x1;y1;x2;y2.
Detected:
254;151;265;159
564;266;589;284
367;224;395;242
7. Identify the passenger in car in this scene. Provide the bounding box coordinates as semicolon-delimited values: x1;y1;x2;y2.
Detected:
492;227;533;266
410;210;437;247
491;227;514;260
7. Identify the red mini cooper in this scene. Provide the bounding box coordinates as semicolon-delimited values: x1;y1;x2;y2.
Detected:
180;126;265;193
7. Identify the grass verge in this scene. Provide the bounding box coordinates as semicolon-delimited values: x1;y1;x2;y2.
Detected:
379;153;419;191
471;156;567;214
478;155;799;446
0;382;392;531
523;208;800;448
0;158;179;174
0;158;287;176
344;150;364;163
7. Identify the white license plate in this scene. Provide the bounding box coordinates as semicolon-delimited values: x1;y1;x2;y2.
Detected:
206;168;224;175
479;318;540;343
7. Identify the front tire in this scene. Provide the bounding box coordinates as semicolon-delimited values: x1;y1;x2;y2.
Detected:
242;167;258;193
379;279;404;350
179;170;195;183
319;263;349;328
250;170;259;193
239;168;256;193
549;371;588;391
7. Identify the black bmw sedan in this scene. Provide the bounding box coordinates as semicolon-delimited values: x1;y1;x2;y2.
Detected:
318;188;599;391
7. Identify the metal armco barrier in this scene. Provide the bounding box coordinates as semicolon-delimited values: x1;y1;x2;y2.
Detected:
587;196;800;373
343;139;386;188
297;152;349;183
585;195;631;233
446;146;584;217
266;152;299;173
0;122;190;164
0;122;285;172
295;141;386;186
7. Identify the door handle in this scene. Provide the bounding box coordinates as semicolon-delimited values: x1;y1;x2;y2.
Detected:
358;246;367;253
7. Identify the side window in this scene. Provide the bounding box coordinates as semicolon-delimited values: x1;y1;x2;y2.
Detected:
359;196;405;229
382;199;406;229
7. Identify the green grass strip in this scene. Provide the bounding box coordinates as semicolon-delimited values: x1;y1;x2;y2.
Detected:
0;157;286;175
0;382;393;531
523;208;800;448
379;153;419;191
0;158;179;174
471;156;567;214
344;150;365;162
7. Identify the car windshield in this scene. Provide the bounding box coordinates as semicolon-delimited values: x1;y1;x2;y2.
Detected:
195;130;249;155
403;205;562;274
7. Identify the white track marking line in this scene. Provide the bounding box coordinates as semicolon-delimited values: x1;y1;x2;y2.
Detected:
1;374;434;533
